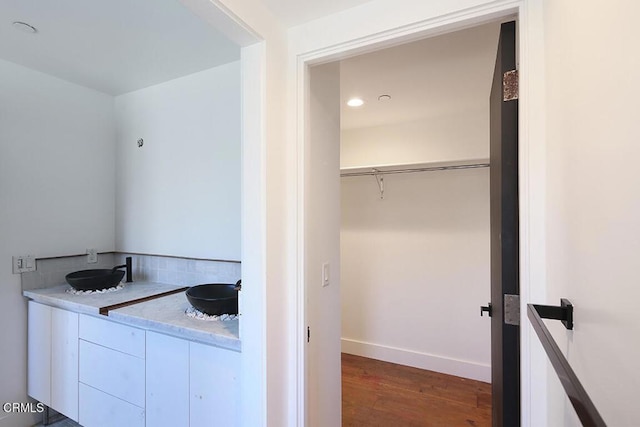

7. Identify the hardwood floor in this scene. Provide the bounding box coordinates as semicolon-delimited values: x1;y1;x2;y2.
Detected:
342;353;491;427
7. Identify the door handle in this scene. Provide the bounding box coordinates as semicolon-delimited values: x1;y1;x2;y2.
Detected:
481;303;492;317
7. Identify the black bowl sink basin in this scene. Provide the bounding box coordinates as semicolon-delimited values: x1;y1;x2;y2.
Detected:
65;269;125;291
186;283;239;315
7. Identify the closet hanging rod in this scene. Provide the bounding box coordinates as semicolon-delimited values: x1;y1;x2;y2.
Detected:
340;162;490;177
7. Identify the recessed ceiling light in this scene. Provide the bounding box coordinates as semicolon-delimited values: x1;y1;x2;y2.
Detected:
347;98;364;107
378;94;391;101
12;21;38;34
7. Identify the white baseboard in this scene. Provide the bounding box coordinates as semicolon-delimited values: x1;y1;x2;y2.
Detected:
341;338;491;383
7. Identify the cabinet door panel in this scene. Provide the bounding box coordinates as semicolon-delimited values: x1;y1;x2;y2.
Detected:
190;342;240;427
146;332;189;427
79;383;145;427
27;301;51;405
51;307;79;421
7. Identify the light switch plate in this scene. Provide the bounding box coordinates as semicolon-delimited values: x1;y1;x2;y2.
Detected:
322;262;330;287
12;255;36;274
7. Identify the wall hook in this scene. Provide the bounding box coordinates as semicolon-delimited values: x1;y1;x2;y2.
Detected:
137;138;144;148
372;169;384;199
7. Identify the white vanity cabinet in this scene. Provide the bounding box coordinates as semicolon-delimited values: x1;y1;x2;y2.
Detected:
28;301;240;427
146;331;240;427
190;341;240;426
78;314;146;427
27;301;79;422
146;332;189;427
27;301;51;406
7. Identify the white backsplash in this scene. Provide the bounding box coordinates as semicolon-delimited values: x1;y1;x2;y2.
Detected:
115;253;241;287
21;252;241;290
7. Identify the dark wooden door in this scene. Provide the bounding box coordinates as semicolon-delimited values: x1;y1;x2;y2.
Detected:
489;20;520;427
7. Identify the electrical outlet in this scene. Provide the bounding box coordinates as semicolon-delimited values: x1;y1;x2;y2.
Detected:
87;248;98;264
12;255;36;274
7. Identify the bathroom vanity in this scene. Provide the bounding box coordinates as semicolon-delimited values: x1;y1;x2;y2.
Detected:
24;281;240;427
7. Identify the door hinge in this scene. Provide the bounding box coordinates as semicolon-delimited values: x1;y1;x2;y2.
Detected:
504;294;520;325
307;326;310;343
503;69;518;101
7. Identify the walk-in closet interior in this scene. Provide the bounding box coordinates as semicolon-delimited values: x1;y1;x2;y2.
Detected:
339;21;501;384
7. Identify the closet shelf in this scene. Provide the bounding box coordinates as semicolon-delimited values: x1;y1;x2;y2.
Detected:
339;158;490;177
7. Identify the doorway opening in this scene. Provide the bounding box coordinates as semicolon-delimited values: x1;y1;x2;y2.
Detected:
340;21;496;425
303;14;520;427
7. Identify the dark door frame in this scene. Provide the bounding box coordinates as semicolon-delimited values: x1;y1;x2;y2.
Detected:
490;20;520;426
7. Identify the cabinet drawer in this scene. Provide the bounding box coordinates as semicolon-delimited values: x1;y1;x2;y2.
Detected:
79;340;145;407
79;383;144;427
79;314;144;358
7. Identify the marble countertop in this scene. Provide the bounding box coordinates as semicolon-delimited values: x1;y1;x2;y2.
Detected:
23;281;240;352
109;292;240;352
23;281;185;315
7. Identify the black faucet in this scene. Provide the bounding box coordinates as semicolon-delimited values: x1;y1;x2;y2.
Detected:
113;256;133;282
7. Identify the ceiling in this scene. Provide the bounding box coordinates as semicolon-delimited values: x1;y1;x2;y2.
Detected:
262;0;374;27
340;22;501;130
0;0;240;95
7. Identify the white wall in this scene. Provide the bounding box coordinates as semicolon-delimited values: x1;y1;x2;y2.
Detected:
0;59;116;427
306;62;342;427
341;168;491;381
114;62;241;261
543;1;640;425
341;110;488;168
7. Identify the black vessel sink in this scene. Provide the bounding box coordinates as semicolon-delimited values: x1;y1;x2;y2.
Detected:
65;269;125;291
186;282;240;315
